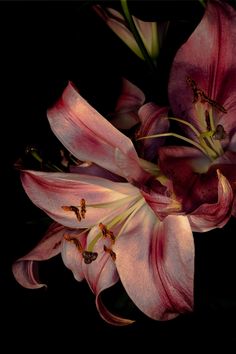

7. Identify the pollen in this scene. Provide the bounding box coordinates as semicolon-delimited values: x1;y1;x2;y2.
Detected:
62;199;87;223
99;223;115;244
104;245;116;261
186;76;227;113
62;205;81;222
213;124;227;140
80;198;86;218
82;250;98;264
63;234;83;252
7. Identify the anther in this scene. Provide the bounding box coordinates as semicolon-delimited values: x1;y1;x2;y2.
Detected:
62;205;81;222
82;251;98;264
80;198;86;219
104;245;116;261
186;76;227;113
99;223;115;243
64;234;83;252
213;124;227;140
205;110;211;131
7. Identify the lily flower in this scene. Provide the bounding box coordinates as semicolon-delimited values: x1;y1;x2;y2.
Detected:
14;81;196;323
142;1;236;215
93;5;160;61
13;82;232;323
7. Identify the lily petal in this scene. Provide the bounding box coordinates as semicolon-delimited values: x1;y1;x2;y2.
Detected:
137;103;169;160
70;163;125;182
169;1;236;138
61;230;87;281
21;170;140;229
110;78;145;130
114;205;194;320
188;170;233;232
93;5;144;59
158;146;211;199
82;226;134;325
12;222;65;289
48;82;148;183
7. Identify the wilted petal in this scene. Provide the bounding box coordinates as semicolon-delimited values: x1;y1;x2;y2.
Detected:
188;170;233;231
12;222;65;289
169;1;236;138
21;170;140;228
48;82;148;183
137;103;169;160
114;205;194;320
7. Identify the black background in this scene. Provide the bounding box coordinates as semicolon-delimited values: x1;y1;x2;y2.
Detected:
1;0;236;350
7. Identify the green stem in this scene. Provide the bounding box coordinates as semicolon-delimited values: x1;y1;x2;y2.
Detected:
120;0;156;73
198;0;206;8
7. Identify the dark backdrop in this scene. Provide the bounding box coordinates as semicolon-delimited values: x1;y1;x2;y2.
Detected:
1;1;236;350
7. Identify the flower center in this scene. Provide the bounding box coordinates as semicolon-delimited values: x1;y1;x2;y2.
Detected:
137;77;227;162
63;195;145;264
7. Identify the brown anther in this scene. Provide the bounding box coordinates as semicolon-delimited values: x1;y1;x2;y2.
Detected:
80;198;86;219
63;234;83;252
62;205;81;222
186;76;227;113
99;223;115;243
82;251;98;264
103;245;116;261
99;223;107;237
205;110;211;131
107;230;115;244
213;124;227;140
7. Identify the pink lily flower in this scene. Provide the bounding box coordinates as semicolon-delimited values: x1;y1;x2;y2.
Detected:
14;81;196;324
93;5;159;60
153;0;236;215
13;81;232;324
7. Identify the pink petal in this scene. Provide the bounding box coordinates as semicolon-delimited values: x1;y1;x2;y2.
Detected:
48;82;148;183
110;78;145;130
96;295;134;326
115;78;145;115
169;1;236;139
211;150;236;191
137;103;169;160
158;146;211;201
188;170;233;232
61;230;87;281
12;222;65;289
70;163;125;182
21;170;140;228
82;225;134;325
114;205;194;320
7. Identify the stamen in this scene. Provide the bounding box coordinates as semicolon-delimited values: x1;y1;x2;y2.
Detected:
137;132;211;158
64;234;83;252
213;124;227;140
82;251;98;264
205;110;211;131
62;205;81;222
80;198;86;219
99;223;115;243
103;245;116;261
187;76;227;113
